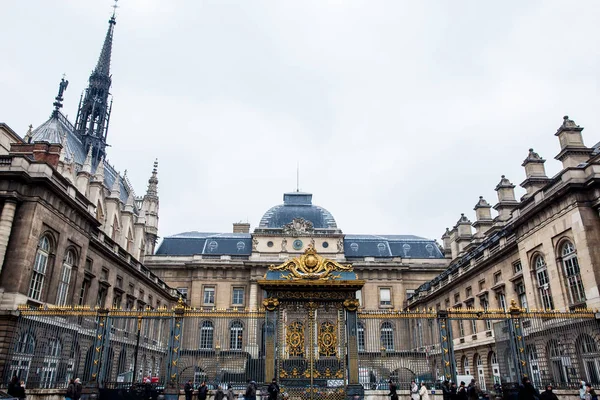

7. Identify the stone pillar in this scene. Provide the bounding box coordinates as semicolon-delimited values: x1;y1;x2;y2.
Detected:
0;199;17;274
246;281;259;357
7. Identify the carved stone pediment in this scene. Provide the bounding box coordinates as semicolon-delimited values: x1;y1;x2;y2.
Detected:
268;247;352;281
282;218;314;236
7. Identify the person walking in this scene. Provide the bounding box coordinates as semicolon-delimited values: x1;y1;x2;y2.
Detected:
411;381;420;400
245;380;256;400
467;379;479;400
198;381;209;400
7;376;20;399
419;382;430;400
584;383;598;400
450;382;458;400
268;379;280;400
581;383;588;400
388;380;398;400
185;380;194;400
66;378;76;400
442;381;451;400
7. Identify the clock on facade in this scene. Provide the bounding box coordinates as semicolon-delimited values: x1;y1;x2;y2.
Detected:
293;239;303;250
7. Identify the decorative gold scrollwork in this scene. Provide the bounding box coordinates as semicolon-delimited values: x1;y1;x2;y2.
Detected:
343;298;360;311
263;298;280;311
318;321;337;357
269;247;353;281
286;321;305;357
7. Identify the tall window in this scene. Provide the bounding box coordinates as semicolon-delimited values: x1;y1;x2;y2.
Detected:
548;339;567;384
232;288;244;306
490;352;501;385
56;250;75;306
475;354;486;390
577;334;600;385
203;287;215;305
380;322;394;351
527;345;541;388
10;332;36;383
379;288;391;307
498;292;507;311
97;286;107;308
41;339;61;388
200;321;214;350
458;319;465;337
481;297;491;330
177;287;188;299
463;357;470;375
230;321;243;350
534;255;554;310
357;323;365;352
562;242;585;304
515;281;528;310
78;279;90;306
29;236;52;300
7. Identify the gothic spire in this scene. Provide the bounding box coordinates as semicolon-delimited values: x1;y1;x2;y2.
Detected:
95;13;116;77
146;159;159;197
74;7;118;166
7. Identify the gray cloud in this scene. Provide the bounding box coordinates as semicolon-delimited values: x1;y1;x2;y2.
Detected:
1;0;599;242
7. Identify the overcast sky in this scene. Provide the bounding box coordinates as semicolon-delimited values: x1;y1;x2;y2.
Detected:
1;0;599;243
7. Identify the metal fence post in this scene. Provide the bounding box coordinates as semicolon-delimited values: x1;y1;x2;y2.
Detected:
509;301;527;381
437;310;456;384
263;298;279;383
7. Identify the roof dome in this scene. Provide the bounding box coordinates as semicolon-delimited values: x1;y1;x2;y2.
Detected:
258;192;338;230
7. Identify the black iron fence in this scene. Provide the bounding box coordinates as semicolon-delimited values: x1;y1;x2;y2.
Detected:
0;302;598;392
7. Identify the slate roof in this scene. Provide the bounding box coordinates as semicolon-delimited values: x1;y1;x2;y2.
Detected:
156;232;444;259
30;111;132;204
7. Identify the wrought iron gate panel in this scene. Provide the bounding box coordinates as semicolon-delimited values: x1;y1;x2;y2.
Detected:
278;301;346;400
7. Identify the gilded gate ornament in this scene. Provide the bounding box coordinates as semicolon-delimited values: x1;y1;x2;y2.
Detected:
269;247;353;281
343;299;360;311
263;298;280;311
286;321;305;356
318;321;337;356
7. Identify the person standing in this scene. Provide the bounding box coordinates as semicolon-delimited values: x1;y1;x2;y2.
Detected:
456;382;468;400
539;385;558;400
467;379;479;400
388;380;398;400
517;377;539;400
450;382;458;400
198;381;209;400
215;385;225;400
66;379;76;400
245;380;256;400
268;379;280;400
419;382;430;400
227;384;236;400
442;381;451;400
7;376;20;399
185;380;194;400
74;378;82;400
581;383;588;400
411;381;420;400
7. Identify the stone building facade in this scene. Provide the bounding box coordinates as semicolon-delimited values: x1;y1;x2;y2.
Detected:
407;116;600;390
0;12;179;311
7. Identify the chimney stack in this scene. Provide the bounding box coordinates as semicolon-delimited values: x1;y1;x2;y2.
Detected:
233;222;250;233
520;149;551;199
554;116;593;169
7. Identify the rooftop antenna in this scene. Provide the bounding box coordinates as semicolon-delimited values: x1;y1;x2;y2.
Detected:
296;161;300;192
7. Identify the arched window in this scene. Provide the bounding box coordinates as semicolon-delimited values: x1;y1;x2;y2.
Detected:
576;334;600;385
462;356;470;375
490;352;501;385
357;323;365;352
534;255;554;310
562;242;586;304
29;236;52;300
380;322;394;351
10;332;36;383
475;353;486;390
200;321;214;350
230;321;244;350
56;250;75;306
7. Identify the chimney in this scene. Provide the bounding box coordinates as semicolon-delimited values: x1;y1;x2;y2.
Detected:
520;148;551;199
455;213;473;255
233;222;250;233
10;141;62;168
493;175;519;222
555;116;593;169
441;228;452;258
472;196;493;238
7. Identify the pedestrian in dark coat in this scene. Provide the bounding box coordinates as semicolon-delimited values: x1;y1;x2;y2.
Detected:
198;381;209;400
268;379;280;400
185;380;194;400
539;385;558;400
66;379;76;400
388;380;398;400
517;377;539;400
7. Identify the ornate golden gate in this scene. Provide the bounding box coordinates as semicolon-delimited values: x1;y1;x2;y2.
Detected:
259;248;364;400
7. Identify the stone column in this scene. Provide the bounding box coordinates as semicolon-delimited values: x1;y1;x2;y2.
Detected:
0;200;17;275
246;281;259;357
